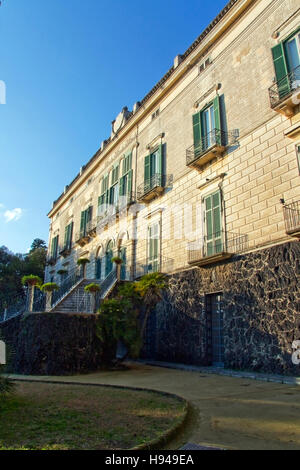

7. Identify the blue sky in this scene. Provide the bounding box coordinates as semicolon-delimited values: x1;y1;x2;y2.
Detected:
0;0;227;254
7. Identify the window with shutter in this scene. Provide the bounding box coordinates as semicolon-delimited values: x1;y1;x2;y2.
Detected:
203;191;222;257
272;43;290;99
193;97;222;155
144;145;163;191
51;235;59;259
147;222;160;273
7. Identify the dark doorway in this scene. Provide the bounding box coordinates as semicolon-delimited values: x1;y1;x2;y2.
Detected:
206;293;224;367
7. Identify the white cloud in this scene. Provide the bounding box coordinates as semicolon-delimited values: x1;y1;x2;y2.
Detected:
4;208;23;223
0;203;4;209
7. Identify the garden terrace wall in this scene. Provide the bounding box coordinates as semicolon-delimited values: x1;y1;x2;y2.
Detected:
146;241;300;376
0;313;110;376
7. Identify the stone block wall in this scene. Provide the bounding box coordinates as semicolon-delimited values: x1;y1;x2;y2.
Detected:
0;312;109;376
147;241;300;376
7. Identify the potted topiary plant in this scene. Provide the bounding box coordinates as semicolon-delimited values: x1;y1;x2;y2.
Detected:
77;258;90;278
84;283;101;313
21;275;42;312
111;256;123;281
40;283;60;312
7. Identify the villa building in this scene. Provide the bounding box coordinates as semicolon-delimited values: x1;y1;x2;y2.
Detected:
45;0;300;374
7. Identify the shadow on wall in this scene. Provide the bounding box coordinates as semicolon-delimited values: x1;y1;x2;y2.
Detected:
143;242;300;376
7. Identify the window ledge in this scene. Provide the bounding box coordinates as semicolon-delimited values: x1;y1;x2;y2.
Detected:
284;121;300;139
188;252;233;266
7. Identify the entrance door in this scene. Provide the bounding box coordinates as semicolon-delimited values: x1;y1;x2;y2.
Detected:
95;258;102;280
120;246;127;280
206;293;224;367
105;241;114;277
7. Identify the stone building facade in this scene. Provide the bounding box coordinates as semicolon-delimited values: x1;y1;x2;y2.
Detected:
45;0;300;374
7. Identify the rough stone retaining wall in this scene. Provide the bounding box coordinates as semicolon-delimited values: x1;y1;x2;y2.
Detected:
149;241;300;376
0;312;107;376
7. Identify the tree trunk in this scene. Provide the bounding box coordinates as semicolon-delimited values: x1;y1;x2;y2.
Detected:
140;306;151;341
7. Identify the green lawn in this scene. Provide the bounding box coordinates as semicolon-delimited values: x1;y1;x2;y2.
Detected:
0;382;185;450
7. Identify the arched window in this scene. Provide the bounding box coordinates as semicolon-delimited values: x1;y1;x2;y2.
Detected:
105;240;114;277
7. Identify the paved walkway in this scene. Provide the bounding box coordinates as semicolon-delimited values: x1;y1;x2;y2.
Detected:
10;362;300;450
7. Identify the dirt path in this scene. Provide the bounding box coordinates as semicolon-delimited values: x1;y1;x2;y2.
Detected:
10;363;300;450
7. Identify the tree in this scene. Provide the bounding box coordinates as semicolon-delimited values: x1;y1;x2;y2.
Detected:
22;275;42;312
29;239;47;253
96;297;142;366
40;283;59;312
135;272;167;340
0;240;47;312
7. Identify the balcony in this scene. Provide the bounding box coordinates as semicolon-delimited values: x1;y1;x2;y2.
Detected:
75;229;90;247
137;174;173;202
59;244;72;258
86;219;97;238
186;129;236;169
97;193;135;230
269;66;300;117
46;256;57;266
135;256;174;278
187;230;248;266
283;200;300;237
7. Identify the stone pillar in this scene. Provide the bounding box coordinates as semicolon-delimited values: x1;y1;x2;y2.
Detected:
45;292;53;313
28;286;35;313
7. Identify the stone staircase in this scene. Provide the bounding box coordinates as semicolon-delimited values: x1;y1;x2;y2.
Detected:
51;270;118;313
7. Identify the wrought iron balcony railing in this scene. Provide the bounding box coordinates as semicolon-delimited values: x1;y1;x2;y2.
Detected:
187;230;248;265
283;200;300;237
137;174;173;202
46;255;58;266
269;65;300;112
59;242;72;257
97;193;135;229
135;256;174;278
186;129;237;168
86;219;97;237
75;228;90;246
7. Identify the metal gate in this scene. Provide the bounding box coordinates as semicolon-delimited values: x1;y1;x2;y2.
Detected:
206;293;224;367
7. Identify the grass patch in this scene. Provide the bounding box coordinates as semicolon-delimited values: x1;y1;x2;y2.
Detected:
0;382;185;450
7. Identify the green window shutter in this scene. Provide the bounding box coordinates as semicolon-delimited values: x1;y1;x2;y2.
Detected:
119;175;125;197
272;43;290;98
109;187;114;205
51;238;55;257
193;111;202;151
124;152;132;174
157;145;163;186
69;222;73;248
213;96;221;145
64;226;68;248
111;166;119;185
52;235;58;258
87;206;93;223
144;154;151;185
204;191;222;257
80;211;86;234
127;169;133;196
